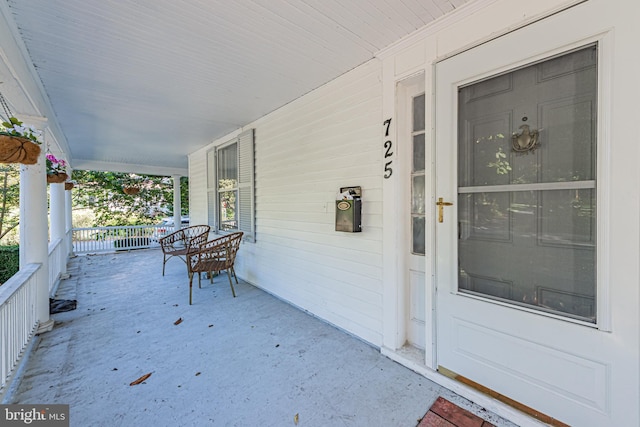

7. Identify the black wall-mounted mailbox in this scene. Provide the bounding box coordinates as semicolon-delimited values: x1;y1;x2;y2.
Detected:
336;186;362;232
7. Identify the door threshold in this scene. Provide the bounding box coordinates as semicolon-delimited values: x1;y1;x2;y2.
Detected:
380;346;550;427
381;345;430;378
397;343;426;366
438;366;571;427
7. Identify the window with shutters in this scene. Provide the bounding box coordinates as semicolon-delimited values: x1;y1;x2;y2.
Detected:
206;129;255;242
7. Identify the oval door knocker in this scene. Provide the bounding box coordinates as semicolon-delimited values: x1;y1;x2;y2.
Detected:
511;124;540;154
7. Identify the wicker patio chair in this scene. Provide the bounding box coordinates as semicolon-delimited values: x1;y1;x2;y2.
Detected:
186;231;243;305
159;225;210;275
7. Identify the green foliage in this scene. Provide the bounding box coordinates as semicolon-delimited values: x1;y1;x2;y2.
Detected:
72;208;96;228
0;245;19;284
71;171;188;227
487;147;512;175
0;165;20;244
45;153;67;174
0;166;188;244
0;116;42;143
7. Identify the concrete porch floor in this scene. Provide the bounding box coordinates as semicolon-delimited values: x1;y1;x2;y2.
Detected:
6;250;519;427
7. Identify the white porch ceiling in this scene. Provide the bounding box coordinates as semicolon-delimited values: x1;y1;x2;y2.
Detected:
4;0;472;175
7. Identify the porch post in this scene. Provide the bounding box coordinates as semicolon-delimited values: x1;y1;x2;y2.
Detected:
50;179;66;276
65;169;74;257
172;174;182;231
19;138;54;334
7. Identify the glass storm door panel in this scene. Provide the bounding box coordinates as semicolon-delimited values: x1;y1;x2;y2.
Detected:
457;45;597;322
434;10;613;422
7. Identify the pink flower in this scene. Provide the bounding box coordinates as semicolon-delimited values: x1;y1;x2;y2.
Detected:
46;153;66;175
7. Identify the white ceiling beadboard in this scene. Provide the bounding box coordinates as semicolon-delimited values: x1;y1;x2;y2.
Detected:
5;0;472;174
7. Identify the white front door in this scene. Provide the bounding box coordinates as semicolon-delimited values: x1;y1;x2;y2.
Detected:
435;10;614;426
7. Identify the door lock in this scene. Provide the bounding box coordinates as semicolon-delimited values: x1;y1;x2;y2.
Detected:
436;197;453;223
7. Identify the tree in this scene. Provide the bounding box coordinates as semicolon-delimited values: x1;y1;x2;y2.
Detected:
0;164;20;243
71;171;188;227
0;168;185;242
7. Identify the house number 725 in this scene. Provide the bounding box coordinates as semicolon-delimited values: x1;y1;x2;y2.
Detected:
383;118;393;179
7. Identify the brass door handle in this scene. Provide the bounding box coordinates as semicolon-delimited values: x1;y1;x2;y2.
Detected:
436;197;453;223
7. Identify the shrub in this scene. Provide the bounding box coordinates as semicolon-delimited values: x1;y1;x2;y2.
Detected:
0;245;19;284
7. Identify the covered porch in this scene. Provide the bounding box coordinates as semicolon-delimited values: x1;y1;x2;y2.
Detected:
4;249;515;426
2;1;639;426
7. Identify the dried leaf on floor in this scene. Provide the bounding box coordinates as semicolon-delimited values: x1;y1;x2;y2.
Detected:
174;318;183;325
294;413;299;425
129;372;152;386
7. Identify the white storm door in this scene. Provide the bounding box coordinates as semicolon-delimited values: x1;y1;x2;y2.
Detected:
435;13;612;426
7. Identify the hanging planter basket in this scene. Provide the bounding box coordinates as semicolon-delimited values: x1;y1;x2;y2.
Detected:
47;172;68;184
64;182;74;190
0;134;41;165
123;186;140;195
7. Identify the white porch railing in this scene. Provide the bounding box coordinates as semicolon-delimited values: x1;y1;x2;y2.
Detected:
48;238;65;294
0;263;39;392
1;237;67;396
72;225;173;254
1;225;172;395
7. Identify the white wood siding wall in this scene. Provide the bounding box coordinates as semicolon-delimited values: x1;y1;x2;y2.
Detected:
188;154;208;227
190;60;384;345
